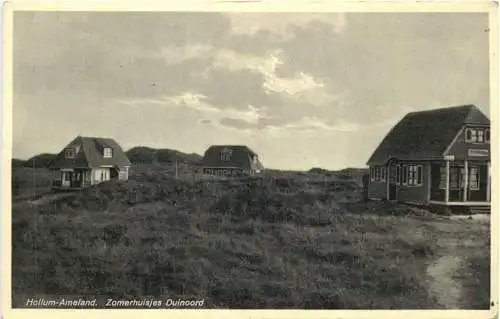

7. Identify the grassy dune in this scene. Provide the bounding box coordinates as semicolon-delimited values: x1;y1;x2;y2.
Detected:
11;172;490;309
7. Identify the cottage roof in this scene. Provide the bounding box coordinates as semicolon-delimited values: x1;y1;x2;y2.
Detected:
50;136;131;169
366;105;490;165
201;145;264;170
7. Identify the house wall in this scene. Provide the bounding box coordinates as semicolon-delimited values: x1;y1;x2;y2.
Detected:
445;125;490;161
396;162;430;204
92;168;111;185
118;166;129;180
367;165;387;199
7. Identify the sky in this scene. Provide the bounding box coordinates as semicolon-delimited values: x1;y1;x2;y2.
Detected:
12;12;490;170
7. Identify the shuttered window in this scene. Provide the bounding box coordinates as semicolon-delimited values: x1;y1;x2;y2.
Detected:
439;166;447;189
402;165;408;185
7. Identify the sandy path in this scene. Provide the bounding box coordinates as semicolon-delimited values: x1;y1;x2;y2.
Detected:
427;255;464;308
425;217;489;309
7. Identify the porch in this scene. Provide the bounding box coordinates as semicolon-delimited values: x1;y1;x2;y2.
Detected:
52;168;92;190
429;157;490;206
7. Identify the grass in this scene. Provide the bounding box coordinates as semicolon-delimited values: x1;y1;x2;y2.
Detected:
11;168;491;309
11;167;55;199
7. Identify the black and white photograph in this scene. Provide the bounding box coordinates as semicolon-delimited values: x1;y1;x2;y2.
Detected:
3;1;498;316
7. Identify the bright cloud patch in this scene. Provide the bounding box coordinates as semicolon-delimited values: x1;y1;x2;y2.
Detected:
205;48;334;105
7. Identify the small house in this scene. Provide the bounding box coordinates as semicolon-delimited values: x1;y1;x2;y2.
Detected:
200;145;264;177
50;136;131;190
366;105;491;207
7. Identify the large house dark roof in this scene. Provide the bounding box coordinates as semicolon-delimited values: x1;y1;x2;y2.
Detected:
50;136;131;169
366;105;490;165
201;145;264;170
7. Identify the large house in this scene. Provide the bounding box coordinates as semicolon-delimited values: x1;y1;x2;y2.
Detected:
200;145;264;177
50;136;131;190
366;105;491;207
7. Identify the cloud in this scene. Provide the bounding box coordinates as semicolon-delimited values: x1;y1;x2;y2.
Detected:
116;92;265;123
204;48;336;106
225;13;347;39
153;44;214;65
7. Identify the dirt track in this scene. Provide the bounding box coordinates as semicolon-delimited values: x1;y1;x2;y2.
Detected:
425;217;490;309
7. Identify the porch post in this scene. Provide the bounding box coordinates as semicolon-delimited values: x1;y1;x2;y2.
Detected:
487;162;491;202
463;160;468;202
444;159;450;203
426;163;431;202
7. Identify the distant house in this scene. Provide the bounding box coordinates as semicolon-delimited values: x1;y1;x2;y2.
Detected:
366;105;491;207
50;136;131;190
200;145;264;177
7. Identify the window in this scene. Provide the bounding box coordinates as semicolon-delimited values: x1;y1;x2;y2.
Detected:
381;167;386;181
103;147;113;158
396;165;401;184
470;167;480;190
466;128;487;143
405;164;423;186
220;147;232;161
402;165;408;185
477;130;485;143
65;148;76;159
370;166;388;182
64;172;71;181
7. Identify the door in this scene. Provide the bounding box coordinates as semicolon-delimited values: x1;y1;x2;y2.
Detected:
388;163;398;200
61;171;71;187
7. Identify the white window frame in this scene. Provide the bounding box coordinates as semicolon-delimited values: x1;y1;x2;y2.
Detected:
220;148;232;161
466;128;486;144
103;147;113;158
380;166;386;182
65;148;76;159
406;164;423;187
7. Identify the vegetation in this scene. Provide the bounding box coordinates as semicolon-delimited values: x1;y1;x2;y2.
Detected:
11;166;490;309
125;147;202;165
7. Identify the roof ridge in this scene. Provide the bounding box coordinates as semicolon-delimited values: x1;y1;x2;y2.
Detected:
409;104;475;115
